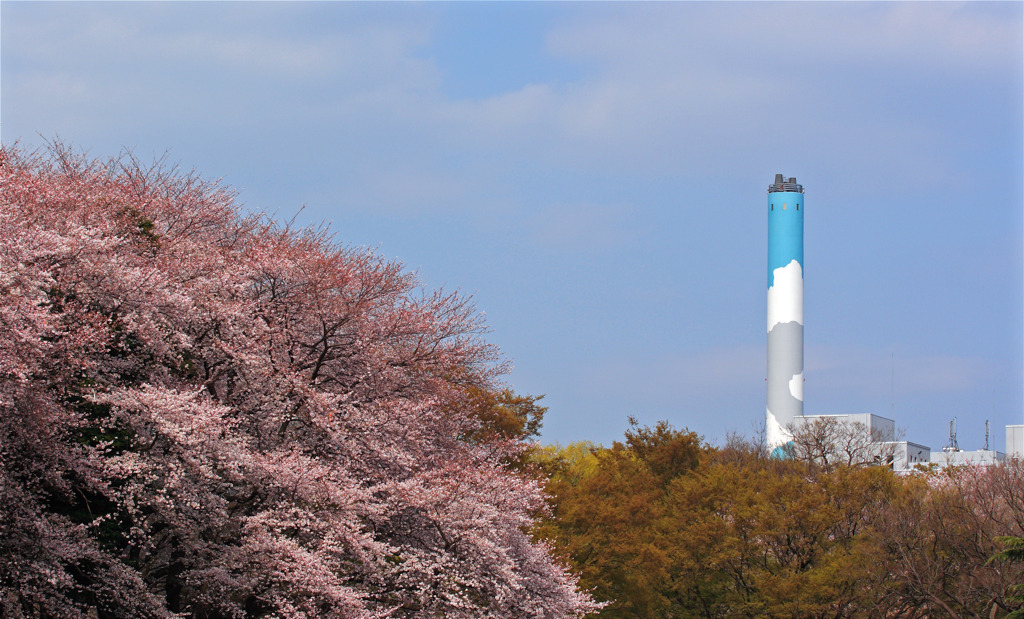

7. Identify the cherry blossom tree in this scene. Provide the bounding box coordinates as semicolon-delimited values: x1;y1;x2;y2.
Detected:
0;144;598;618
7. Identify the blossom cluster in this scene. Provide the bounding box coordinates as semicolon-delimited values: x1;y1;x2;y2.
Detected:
0;146;598;618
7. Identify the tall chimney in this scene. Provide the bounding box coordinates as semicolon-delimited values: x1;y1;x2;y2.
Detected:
766;174;804;454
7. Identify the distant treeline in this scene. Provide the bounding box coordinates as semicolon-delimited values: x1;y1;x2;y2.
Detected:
531;421;1024;618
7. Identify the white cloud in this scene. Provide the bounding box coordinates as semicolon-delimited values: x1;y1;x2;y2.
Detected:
494;2;1023;181
546;3;1018;80
2;4;441;138
4;3;1019;210
789;372;803;402
767;260;803;332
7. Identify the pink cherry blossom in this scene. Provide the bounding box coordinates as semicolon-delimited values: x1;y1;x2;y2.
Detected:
0;145;599;618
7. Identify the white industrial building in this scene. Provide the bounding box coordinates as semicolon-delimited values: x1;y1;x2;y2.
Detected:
794;413;895;441
1006;425;1023;458
930;449;1005;467
788;413;1018;473
885;440;932;473
924;418;1007;468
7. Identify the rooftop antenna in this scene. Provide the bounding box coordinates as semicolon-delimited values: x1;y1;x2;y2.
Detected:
984;420;990;451
944;417;959;452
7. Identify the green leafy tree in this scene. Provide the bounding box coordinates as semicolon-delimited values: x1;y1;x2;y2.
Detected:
991;532;1024;618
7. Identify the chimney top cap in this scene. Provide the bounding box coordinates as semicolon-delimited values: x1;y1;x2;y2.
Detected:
768;174;804;194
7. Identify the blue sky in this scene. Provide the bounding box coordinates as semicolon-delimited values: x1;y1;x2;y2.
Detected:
3;1;1021;452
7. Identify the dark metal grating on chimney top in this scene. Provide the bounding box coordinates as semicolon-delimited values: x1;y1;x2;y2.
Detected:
768;175;804;194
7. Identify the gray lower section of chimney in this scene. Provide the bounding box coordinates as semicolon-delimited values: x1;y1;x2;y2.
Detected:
767;320;803;442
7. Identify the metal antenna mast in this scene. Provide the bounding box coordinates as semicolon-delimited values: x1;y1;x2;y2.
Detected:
945;418;959;453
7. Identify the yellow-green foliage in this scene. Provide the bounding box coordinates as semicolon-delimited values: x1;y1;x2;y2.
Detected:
533;422;1024;619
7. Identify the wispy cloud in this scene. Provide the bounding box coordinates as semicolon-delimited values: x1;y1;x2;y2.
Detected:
5;3;1019;198
3;2;1019;450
